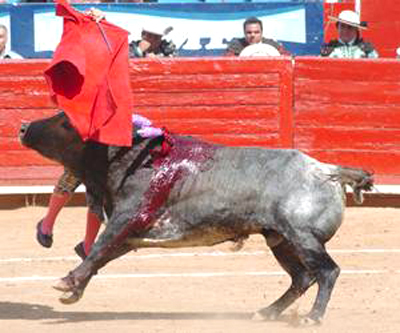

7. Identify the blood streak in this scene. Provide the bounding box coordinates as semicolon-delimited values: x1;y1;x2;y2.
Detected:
100;136;219;256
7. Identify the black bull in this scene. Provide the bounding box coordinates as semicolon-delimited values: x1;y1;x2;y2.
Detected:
19;112;373;323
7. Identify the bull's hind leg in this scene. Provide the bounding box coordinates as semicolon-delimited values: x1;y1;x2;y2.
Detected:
300;241;340;323
285;232;340;323
255;231;316;320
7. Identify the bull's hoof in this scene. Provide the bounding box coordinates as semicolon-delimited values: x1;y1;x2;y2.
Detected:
52;278;72;292
299;315;322;326
252;308;280;321
59;290;83;305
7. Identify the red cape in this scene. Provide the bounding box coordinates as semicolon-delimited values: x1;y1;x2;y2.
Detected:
45;0;132;146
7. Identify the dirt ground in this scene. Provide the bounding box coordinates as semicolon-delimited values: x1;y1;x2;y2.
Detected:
0;206;399;333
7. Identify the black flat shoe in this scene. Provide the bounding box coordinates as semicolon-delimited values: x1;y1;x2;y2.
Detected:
36;220;53;248
74;241;87;260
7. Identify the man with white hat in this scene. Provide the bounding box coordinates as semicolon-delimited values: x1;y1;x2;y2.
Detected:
130;24;176;58
321;10;378;58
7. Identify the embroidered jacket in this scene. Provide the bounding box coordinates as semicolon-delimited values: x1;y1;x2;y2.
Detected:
321;38;379;59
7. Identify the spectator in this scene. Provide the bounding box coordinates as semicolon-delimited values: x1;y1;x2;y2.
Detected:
321;10;378;59
0;24;23;59
225;16;288;57
129;25;176;58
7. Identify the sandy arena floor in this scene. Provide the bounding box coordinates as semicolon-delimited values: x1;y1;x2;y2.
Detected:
0;206;399;333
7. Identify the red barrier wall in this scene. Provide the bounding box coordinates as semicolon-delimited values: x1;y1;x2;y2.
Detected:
294;57;400;184
130;57;293;148
1;57;399;186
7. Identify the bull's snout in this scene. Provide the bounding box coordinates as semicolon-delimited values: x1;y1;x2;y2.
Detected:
19;122;30;143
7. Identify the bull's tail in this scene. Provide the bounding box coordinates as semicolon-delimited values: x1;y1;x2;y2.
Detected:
333;167;374;204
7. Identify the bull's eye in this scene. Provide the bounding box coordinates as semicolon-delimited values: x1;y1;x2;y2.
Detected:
62;121;73;131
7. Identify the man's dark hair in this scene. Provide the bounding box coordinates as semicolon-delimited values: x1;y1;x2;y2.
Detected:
243;17;263;32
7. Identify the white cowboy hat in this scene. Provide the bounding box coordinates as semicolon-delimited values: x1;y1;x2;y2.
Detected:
142;25;173;37
239;43;281;57
329;10;367;30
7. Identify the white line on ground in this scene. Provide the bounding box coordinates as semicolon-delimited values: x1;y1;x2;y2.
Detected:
1;269;400;283
0;185;85;194
0;249;400;264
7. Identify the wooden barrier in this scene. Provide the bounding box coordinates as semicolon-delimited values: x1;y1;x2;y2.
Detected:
130;57;293;147
0;57;399;186
294;57;400;184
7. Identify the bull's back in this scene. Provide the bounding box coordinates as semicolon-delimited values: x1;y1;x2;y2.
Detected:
168;147;341;226
191;147;320;195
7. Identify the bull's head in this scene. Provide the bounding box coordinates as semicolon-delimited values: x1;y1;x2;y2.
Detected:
19;111;85;170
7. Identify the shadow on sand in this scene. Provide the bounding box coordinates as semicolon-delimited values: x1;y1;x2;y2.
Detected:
0;301;304;326
0;301;252;324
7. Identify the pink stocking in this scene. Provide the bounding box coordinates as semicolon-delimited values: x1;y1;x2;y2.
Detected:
83;210;102;255
41;192;71;235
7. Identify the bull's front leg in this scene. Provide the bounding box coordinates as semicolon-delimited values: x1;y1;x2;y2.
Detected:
53;192;159;303
52;209;136;304
53;243;133;304
52;186;107;304
53;166;178;304
52;257;96;304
